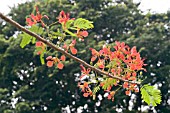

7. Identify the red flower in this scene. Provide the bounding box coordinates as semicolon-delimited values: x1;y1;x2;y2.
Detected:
70;47;77;55
26;6;49;27
57;62;64;69
76;30;88;40
46;56;64;69
47;61;54;67
46;56;54;67
58;11;69;24
107;91;115;101
36;41;43;47
79;65;91;79
89;48;99;56
91;56;97;62
125;90;131;96
123;82;128;88
97;60;105;69
78;82;92;97
60;55;66;61
58;10;74;24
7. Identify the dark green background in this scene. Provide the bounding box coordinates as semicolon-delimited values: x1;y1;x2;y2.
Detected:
0;0;170;112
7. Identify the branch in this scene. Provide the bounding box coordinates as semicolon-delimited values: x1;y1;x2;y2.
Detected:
0;12;140;85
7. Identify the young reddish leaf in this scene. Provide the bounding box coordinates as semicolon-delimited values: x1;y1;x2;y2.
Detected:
89;48;98;56
129;76;136;81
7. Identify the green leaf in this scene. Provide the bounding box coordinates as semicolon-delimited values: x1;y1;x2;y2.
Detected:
40;53;45;65
50;30;64;39
20;25;43;48
65;19;74;29
29;25;43;35
93;85;100;95
74;18;94;29
102;78;117;90
141;84;162;106
32;37;36;44
20;33;32;48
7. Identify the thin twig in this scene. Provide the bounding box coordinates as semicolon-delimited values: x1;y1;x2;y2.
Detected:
0;12;141;85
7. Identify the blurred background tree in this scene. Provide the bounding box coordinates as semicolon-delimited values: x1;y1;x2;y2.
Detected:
0;0;170;112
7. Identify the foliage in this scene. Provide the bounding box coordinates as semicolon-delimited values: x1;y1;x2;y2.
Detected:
0;0;170;113
20;25;43;48
141;84;162;106
73;18;94;29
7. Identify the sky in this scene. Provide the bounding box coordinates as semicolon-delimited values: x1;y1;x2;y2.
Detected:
0;0;170;14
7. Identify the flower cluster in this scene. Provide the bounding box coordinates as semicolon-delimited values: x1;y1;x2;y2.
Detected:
26;6;49;27
76;29;88;41
58;10;75;25
57;11;89;41
78;41;146;101
46;55;65;69
63;40;77;55
78;82;92;97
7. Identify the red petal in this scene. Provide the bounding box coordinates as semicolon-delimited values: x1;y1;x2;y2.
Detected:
83;82;88;88
43;15;49;19
36;41;42;47
60;55;66;61
80;64;86;72
26;18;31;23
100;82;104;87
107;95;112;100
98;64;104;69
123;82;128;88
46;56;52;60
47;61;53;67
91;56;97;62
70;47;77;55
31;14;37;21
125;90;130;96
132;72;136;76
81;31;88;37
57;62;64;69
72;40;76;45
83;93;89;97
